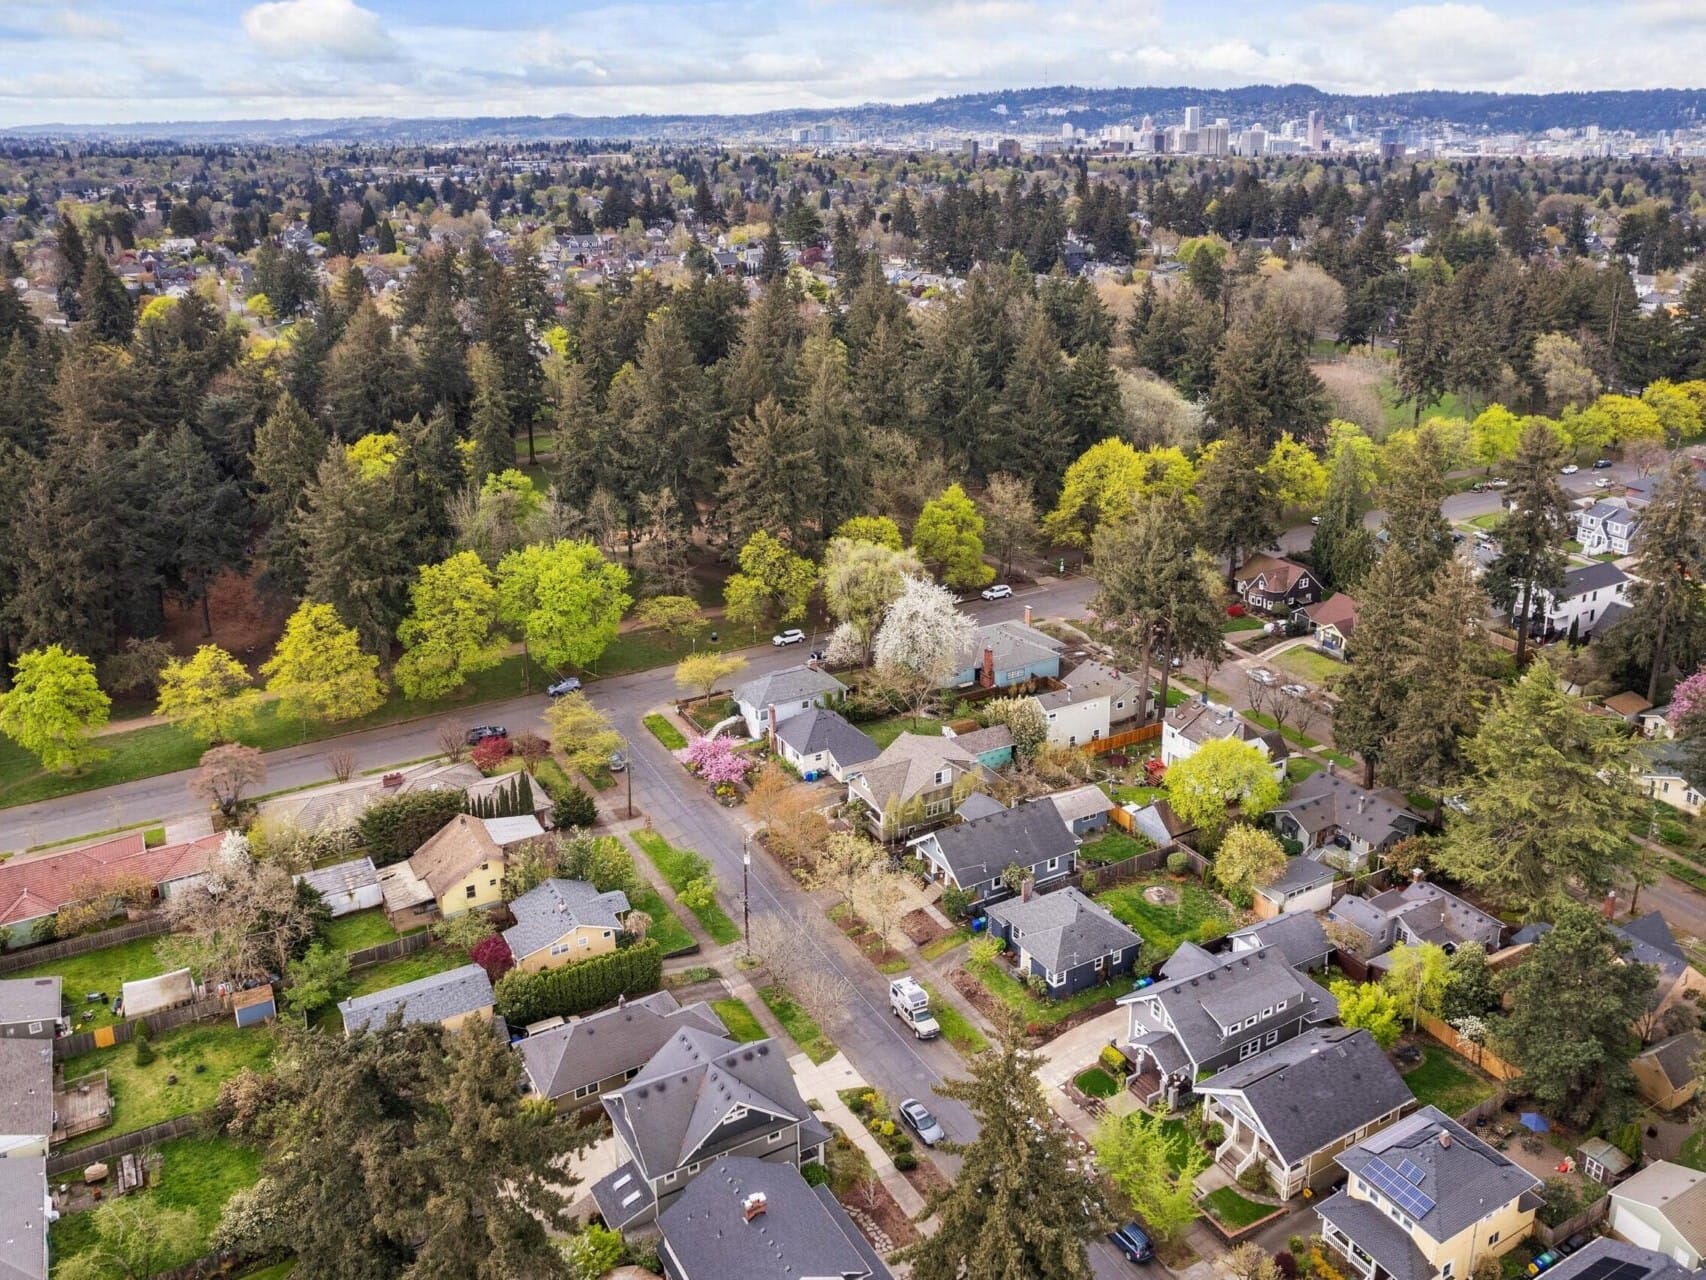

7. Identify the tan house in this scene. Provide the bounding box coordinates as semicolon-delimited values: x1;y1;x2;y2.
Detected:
502;878;631;974
846;732;996;841
1632;1032;1703;1112
375;814;511;923
1316;1106;1541;1280
337;963;495;1036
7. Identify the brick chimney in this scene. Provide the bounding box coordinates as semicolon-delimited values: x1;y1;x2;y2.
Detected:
1021;876;1034;902
742;1191;768;1222
1603;890;1618;919
981;647;995;688
1023;604;1033;627
767;703;778;747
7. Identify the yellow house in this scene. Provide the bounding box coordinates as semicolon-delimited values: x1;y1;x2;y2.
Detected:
502;878;632;974
1316;1106;1540;1280
376;813;510;922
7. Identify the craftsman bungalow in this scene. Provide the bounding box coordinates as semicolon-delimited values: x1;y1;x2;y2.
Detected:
1270;774;1424;871
1234;554;1322;615
910;801;1080;904
984;887;1141;996
517;991;727;1111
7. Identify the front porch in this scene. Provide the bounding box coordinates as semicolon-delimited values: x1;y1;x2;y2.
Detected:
1202;1095;1281;1192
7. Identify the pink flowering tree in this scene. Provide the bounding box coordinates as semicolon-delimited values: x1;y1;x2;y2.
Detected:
1671;669;1706;729
676;734;750;786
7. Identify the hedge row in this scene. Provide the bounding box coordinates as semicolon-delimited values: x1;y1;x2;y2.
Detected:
493;939;662;1025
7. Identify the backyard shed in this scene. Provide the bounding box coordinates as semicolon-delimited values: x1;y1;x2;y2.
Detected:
231;984;276;1028
1578;1137;1633;1186
120;969;196;1018
294;857;381;917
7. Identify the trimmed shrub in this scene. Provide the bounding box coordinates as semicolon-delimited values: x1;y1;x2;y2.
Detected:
134;1021;155;1066
552;783;599;830
357;789;468;866
493;940;662;1024
893;1150;918;1172
1099;1043;1129;1076
801;1161;830;1187
1166;850;1190;875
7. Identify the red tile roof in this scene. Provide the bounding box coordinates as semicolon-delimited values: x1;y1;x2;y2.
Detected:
0;832;223;928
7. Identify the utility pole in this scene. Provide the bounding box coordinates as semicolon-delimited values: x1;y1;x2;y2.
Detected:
742;838;752;958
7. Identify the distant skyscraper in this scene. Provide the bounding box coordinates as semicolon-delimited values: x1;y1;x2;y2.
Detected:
1184;106;1203;132
967;139;979;165
1307;110;1324;149
1062;122;1075;139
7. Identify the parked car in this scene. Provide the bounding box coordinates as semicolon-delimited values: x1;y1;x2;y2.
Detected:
607;751;628;773
1248;667;1276;685
465;725;508;746
1108;1222;1155;1264
1487;478;1510;489
1595;477;1612;489
899;1098;946;1146
1309;515;1321;525
1592;458;1613;469
1280;683;1307;697
1560;464;1580;475
981;583;1013;600
546;677;582;698
772;628;805;647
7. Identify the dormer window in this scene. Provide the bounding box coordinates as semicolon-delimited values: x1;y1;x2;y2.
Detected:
934;769;949;786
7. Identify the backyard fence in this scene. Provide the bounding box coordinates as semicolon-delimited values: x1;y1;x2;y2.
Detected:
46;1110;212;1177
1417;1012;1524;1082
1084;724;1163;756
54;995;231;1060
1533;1196;1609;1248
346;929;434;971
1066;842;1208;894
0;917;171;972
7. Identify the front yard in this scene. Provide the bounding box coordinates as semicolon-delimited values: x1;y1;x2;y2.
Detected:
1398;1042;1496;1116
630;831;740;945
756;983;836;1063
962;957;1138;1029
710;996;766;1042
1273;647;1346;687
629;884;696;957
1203;1185;1280;1230
1096;875;1240;958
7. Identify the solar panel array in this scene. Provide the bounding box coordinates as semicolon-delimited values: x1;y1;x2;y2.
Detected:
1572;1259;1651;1280
1362;1157;1437;1218
1396;1158;1427;1185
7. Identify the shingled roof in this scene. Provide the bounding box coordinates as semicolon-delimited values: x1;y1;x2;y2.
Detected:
503;878;631;962
407;814;502;900
985;887;1140;975
517;992;726;1102
0;832;222;929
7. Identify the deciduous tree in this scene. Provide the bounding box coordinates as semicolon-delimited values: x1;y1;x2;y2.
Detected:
395;551;507;701
1213;824;1287;896
261;602;386;727
1093;1109;1208;1244
154;644;262;743
544;693;624;777
189;743;267;823
873;575;975;723
496;539;632;678
1331;979;1403;1049
723;529;815;628
821;537;923;666
1163;738;1281;845
0;644;110;773
673;651;747;702
912;482;994;588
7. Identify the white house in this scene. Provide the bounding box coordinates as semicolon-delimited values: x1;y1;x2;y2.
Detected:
294;857;382;917
1161;698;1288;780
772;709;879;782
1608;1162;1706;1267
1577;501;1641;557
731;666;848;740
1526;561;1632;640
1031;660;1149;748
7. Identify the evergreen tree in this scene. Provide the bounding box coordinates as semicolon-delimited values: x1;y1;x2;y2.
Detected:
1195;430;1279;576
899;1016;1108;1280
1310;440;1375;590
300;447;417;654
1332;548;1417;787
718;396;821;548
758;221;786;282
1483;423;1571;664
1379;426;1454;582
251;392;329;598
1060;341;1124;457
1206;304;1331;447
799;331;869;537
1611;459;1706;703
988;307;1068;484
467;345;517;484
319;298;412;443
156;423;249;637
79;254;134;344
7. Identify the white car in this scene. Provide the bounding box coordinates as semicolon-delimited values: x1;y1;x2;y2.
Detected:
1595;477;1612;489
1248;667;1276;685
772;628;805;647
1279;683;1308;697
1560;464;1580;475
981;584;1014;601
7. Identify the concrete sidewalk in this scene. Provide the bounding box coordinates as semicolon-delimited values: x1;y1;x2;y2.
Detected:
790;1049;931;1221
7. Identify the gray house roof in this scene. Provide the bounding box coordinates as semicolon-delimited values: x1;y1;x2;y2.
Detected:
733;665;847;712
1122;946;1331;1069
1635;1030;1705;1092
602;1028;820;1180
1335;1105;1541;1245
920;801;1079;887
1198;1028;1414;1166
1254;856;1337;903
660;1156;893;1280
1331;879;1505;954
0;1039;53;1145
1273;773;1422;849
985;887;1141;975
0;1156;47;1280
1316;1191;1432;1280
773;708;879;769
1228;913;1333;971
517;991;726;1102
503;878;631;961
0;978;61;1027
295;856;378;900
954;619;1062;678
338;963;494;1033
1559;560;1630;599
1543;1237;1698;1280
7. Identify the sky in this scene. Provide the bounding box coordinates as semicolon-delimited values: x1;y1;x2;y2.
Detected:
1;0;1703;126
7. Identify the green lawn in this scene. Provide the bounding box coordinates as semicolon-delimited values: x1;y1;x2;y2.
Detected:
62;1022;278;1147
757;983;836;1063
1203;1185;1279;1229
631;831;740;945
965;959;1138;1028
1221;615;1266;634
1242;709;1323;750
50;1136;263;1278
1400;1045;1496;1116
711;996;767;1042
1078;830;1155;866
342;947;466;1000
10;935;168;1029
320;909;399;954
1680;1127;1706;1172
630;885;696;957
1273;647;1346;687
1287;758;1323;783
1467;511;1507;531
1097;875;1238;958
921;982;988;1055
861;716;945;751
643;713;688;750
1075;1066;1119;1097
1105;783;1165;808
920;928;971;961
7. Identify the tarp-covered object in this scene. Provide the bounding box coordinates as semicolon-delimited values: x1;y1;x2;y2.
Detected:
120;968;195;1018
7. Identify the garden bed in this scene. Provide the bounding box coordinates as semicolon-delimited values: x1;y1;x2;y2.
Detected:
900;908;949;948
956;959;1137;1035
829;903;907;974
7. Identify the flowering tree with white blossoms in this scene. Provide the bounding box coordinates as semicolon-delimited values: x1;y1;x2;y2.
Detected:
873;575;975;724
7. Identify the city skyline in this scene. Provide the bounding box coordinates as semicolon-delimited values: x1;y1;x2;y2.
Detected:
2;0;1706;127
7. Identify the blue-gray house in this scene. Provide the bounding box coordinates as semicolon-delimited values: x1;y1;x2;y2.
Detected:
984;887;1141;997
949;621;1064;690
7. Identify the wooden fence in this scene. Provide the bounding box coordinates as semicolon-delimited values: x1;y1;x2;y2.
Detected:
1533;1196;1609;1248
347;929;434;971
0;917;171;972
1084;723;1163;756
1417;1012;1524;1082
54;996;230;1060
47;1110;211;1176
1065;842;1209;894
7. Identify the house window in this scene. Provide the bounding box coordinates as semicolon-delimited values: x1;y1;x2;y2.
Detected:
481;862;489;871
573;1082;597;1099
603;930;612;939
1050;972;1065;986
1046;858;1059;871
1487;1233;1501;1247
1262;1006;1274;1018
769;1130;784;1143
551;942;571;956
579;937;590;948
934;769;949;786
1442;1264;1454;1278
1095;955;1106;971
465;885;477;899
925;799;951;818
1239;1040;1261;1060
27;1021;43;1035
1266;1030;1279;1045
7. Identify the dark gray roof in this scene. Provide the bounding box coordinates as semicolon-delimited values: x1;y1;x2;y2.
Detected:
985;887;1141;975
1543;1236;1698;1280
1274;773;1422;848
1229;913;1333;971
1198;1028;1414;1165
1160;940;1220;980
922;801;1079;885
659;1156;893;1280
338;963;494;1033
1315;1191;1432;1280
774;708;879;768
1121;947;1326;1067
0;1156;47;1280
295;856;378;900
1620;909;1685;964
955;792;1008;822
516;992;726;1101
603;1029;815;1180
1255;857;1337;900
1636;1030;1705;1091
954;619;1062;675
733;665;847;710
502;878;630;961
1358;880;1505;951
1561;560;1630;598
1336;1105;1540;1243
0;977;61;1026
0;1039;53;1148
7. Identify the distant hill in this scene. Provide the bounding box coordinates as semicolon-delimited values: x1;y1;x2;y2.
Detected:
7;84;1706;144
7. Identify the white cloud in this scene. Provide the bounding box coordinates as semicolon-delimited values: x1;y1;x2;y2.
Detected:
242;0;397;61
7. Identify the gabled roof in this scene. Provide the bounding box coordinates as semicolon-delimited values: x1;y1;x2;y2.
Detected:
1273;773;1421;847
408;813;503;900
0;832;223;929
295;856;378;900
0;1038;55;1146
1542;1237;1697;1280
1315;1191;1432;1280
1037;659;1145;709
1048;785;1115;826
1165;699;1290;758
1556;560;1630;599
954;619;1062;675
1358;879;1504;950
660;1156;893;1280
1634;1031;1705;1092
1335;1105;1541;1244
481;815;546;848
516;992;726;1101
852;732;978;811
1121;947;1327;1065
503;878;631;961
337;963;494;1033
1305;592;1359;636
773;708;879;768
1236;553;1312;593
1198;1028;1413;1166
0;1156;47;1280
0;978;60;1026
922;800;1079;885
1613;1162;1706;1253
732;664;847;710
1229;912;1332;969
985;887;1140;974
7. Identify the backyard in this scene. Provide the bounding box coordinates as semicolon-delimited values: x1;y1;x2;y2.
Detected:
61;1022;278;1147
1096;875;1240;958
860;715;946;751
1398;1042;1497;1116
1078;830;1155;866
50;1136;263;1278
319;909;400;954
11;934;171;1030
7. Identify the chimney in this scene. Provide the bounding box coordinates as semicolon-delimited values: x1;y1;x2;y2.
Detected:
742;1192;768;1222
1358;795;1367;814
1437;1131;1451;1149
1327;760;1336;777
981;647;995;688
1412;867;1425;886
767;703;778;747
1021;876;1034;902
1603;891;1618;919
1023;604;1034;627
